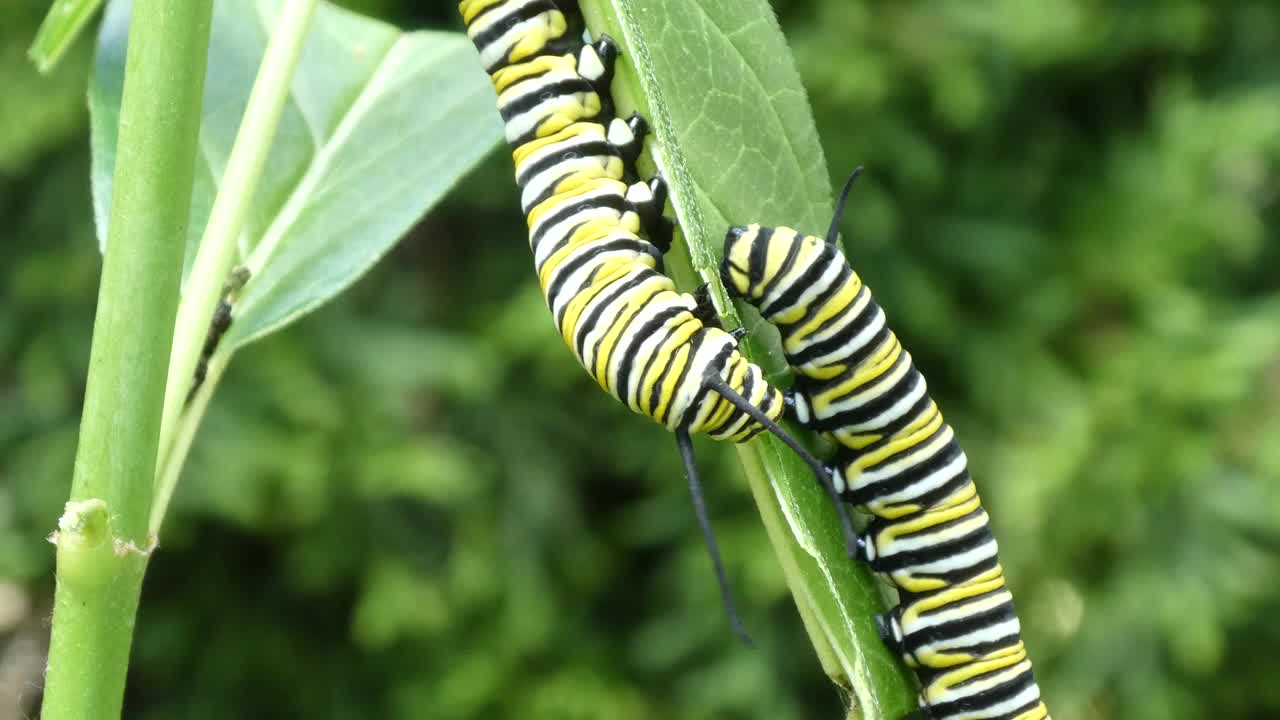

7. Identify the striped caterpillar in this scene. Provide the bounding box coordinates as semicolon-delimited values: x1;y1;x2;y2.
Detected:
457;0;857;642
721;169;1051;720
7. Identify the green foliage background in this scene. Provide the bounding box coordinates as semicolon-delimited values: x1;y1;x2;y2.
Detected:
3;1;1280;718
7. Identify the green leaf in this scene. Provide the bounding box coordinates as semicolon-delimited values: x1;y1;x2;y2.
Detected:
28;0;105;73
89;0;503;351
578;1;919;717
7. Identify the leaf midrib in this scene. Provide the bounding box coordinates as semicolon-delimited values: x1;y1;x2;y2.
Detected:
241;35;403;280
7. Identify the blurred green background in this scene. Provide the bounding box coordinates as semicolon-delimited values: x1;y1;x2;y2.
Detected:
3;1;1279;718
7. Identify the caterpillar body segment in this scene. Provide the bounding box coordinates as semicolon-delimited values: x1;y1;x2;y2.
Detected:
721;170;1050;720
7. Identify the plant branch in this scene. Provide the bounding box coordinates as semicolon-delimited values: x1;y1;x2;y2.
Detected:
153;350;227;533
28;0;107;73
152;0;319;536
41;0;214;717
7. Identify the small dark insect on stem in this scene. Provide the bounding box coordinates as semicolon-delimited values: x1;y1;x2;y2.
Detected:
186;266;251;405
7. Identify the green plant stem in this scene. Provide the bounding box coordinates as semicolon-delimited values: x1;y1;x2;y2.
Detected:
41;1;213;718
734;444;844;674
152;0;319;536
154;351;227;536
28;0;107;73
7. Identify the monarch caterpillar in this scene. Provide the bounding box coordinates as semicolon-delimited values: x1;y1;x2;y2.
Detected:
457;0;857;641
721;169;1050;720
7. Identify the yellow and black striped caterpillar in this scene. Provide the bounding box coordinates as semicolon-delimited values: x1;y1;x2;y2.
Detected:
721;170;1050;720
458;0;857;640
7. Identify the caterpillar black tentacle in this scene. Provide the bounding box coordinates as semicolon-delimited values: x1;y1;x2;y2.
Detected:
675;426;753;647
721;169;1050;720
701;373;859;555
458;0;856;639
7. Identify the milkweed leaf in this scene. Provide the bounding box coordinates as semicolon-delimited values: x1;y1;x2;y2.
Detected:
89;0;503;350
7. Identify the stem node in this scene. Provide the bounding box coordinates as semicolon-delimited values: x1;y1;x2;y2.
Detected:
48;500;158;592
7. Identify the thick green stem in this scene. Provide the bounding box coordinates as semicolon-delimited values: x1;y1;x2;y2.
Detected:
153;0;319;536
41;1;213;718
